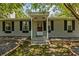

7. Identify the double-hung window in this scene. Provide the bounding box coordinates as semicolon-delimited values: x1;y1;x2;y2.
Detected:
67;21;72;32
3;21;14;33
64;20;75;32
5;22;12;31
20;21;30;33
22;21;29;32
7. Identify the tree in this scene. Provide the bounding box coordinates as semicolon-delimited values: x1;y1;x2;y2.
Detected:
64;3;79;20
0;3;26;18
28;3;79;18
26;3;72;17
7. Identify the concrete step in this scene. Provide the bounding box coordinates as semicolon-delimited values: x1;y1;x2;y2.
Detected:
31;37;48;45
31;41;47;45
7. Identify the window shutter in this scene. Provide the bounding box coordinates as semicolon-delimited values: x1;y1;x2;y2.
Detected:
64;20;67;31
20;21;22;31
29;21;31;31
51;21;54;31
43;21;46;31
2;21;5;31
72;20;75;30
12;21;14;31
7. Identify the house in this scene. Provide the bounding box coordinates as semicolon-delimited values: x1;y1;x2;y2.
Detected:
0;12;78;44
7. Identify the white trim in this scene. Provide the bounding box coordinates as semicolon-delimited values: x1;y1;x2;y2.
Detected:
31;18;32;39
47;17;48;39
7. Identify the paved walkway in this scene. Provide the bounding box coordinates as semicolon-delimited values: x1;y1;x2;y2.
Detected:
0;37;27;55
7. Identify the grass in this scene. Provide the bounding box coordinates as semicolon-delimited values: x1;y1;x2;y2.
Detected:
7;40;73;56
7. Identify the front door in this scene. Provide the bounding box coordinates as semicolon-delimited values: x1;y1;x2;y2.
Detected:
36;21;43;36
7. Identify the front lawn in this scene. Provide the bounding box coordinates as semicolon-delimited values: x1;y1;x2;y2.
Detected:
7;40;74;56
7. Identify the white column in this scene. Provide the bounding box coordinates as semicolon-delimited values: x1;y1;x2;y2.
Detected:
31;18;32;39
47;17;48;39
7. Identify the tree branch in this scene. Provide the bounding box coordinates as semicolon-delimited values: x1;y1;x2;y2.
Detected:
64;3;79;20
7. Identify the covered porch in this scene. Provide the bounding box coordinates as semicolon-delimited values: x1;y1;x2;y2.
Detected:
28;12;49;44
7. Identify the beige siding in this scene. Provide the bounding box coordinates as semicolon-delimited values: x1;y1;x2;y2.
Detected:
49;19;79;38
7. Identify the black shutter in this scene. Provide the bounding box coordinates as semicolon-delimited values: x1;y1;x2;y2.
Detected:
72;20;75;30
43;21;46;31
20;21;22;31
51;21;54;31
64;20;67;31
2;21;5;31
29;21;31;31
12;21;14;31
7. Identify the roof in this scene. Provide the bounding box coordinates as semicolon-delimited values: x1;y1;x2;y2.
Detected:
28;12;49;17
48;16;76;20
0;18;31;21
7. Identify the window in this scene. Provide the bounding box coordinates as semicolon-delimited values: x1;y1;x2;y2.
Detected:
2;21;14;33
20;21;29;33
67;21;72;32
64;20;75;32
22;21;29;32
5;22;12;31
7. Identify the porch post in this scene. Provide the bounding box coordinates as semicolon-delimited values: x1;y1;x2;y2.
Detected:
31;18;32;39
47;17;48;39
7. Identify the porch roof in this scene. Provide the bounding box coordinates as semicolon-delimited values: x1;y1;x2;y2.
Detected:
28;12;49;21
28;12;49;16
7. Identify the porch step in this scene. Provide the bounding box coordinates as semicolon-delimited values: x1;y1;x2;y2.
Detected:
31;37;48;45
31;41;47;45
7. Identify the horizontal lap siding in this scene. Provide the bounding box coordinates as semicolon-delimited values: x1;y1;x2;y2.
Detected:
49;20;79;38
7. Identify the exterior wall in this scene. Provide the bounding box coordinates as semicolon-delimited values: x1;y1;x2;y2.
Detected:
0;20;31;37
0;17;79;38
48;19;79;38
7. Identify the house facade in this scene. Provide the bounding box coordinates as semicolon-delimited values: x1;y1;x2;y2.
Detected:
0;12;79;44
